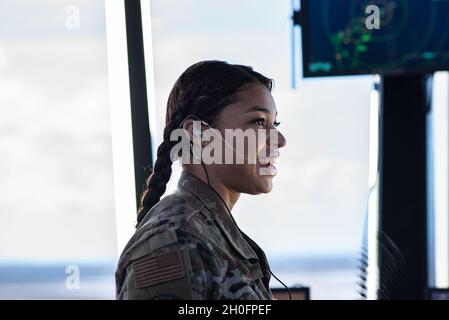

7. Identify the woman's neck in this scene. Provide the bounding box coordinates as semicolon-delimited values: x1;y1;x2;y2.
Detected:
184;165;240;212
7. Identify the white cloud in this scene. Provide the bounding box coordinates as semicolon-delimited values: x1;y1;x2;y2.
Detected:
0;47;7;71
0;31;115;259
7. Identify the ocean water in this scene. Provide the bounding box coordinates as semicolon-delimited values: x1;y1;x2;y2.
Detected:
0;256;360;300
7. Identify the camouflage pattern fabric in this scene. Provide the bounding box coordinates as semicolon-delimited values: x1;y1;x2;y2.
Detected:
115;171;274;300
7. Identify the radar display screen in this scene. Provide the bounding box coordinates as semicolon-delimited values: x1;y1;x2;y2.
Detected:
301;0;449;77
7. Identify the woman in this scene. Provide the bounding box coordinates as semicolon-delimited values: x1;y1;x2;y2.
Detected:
116;60;286;300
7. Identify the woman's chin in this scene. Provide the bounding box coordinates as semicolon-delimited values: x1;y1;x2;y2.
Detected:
255;175;274;193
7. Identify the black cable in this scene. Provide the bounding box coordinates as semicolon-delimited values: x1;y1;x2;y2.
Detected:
199;162;292;300
201;161;211;186
186;116;292;300
268;270;292;300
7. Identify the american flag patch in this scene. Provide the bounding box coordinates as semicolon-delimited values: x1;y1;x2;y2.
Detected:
133;251;185;289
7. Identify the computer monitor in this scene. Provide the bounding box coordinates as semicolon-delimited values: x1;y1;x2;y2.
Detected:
301;0;449;77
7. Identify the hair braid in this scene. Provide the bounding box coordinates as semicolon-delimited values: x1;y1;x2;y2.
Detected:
136;112;185;225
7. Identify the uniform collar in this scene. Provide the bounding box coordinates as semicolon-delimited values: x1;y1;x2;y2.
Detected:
177;170;259;261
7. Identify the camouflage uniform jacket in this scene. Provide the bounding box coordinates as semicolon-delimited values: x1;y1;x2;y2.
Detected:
115;171;274;300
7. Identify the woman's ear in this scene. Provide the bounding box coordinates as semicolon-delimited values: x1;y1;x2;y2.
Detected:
181;118;204;162
182;118;205;142
182;118;195;141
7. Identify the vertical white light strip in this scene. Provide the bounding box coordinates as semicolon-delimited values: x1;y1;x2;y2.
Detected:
140;0;159;161
366;76;380;300
427;96;435;287
105;0;137;256
368;84;380;188
432;71;449;288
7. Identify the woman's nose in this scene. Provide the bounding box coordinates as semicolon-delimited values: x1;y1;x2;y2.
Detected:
266;129;286;150
277;130;286;149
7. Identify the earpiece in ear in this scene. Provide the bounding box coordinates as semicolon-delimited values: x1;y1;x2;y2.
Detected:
191;127;202;161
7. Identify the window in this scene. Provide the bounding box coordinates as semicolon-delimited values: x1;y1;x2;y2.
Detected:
0;0;117;299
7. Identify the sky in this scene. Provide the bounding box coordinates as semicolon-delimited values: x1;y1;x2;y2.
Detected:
0;0;372;261
0;0;116;260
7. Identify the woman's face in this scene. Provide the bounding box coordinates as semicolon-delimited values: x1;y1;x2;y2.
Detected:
210;84;286;195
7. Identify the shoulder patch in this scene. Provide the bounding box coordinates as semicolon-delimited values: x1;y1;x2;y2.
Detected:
133;251;185;289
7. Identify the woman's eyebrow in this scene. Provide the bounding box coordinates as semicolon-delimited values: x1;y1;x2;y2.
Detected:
244;105;278;115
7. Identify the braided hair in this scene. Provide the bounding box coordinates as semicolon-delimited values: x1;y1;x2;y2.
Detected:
136;60;273;226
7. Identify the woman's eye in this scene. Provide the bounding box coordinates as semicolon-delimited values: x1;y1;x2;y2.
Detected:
253;118;281;128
